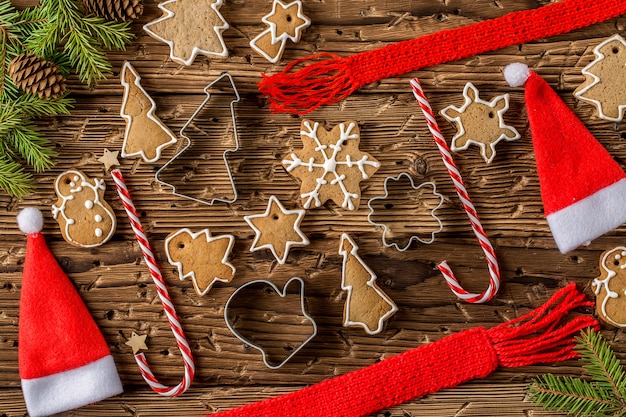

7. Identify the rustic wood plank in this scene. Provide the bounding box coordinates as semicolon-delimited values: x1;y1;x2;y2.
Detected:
2;0;626;416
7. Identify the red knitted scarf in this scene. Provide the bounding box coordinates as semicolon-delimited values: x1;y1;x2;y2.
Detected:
258;0;626;114
205;283;598;417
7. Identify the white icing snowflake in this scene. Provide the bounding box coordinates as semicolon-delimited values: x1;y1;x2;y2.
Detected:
282;120;380;210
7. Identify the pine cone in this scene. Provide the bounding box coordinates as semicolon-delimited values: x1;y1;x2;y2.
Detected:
83;0;143;21
8;54;67;100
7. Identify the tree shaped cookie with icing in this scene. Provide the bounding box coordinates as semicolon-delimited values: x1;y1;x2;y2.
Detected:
165;228;235;296
143;0;228;66
339;233;397;335
244;195;309;264
120;62;177;163
574;34;626;122
283;120;380;210
440;82;520;163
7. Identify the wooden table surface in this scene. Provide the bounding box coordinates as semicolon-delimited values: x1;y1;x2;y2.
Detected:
2;1;626;416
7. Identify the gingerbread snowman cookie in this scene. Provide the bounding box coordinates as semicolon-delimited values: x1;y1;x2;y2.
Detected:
52;169;116;247
593;246;626;328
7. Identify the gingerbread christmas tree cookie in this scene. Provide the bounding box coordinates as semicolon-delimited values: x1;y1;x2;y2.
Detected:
120;62;177;163
165;228;235;296
244;195;309;265
143;0;228;66
283;120;380;210
574;34;626;122
440;82;520;163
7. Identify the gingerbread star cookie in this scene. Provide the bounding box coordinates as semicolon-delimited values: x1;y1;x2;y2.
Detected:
165;228;235;296
143;0;229;66
250;0;311;63
120;62;177;163
440;82;520;164
283;120;380;210
244;195;309;264
574;34;626;122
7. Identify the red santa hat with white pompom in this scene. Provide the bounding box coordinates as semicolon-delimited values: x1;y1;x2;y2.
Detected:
503;63;626;253
16;207;123;417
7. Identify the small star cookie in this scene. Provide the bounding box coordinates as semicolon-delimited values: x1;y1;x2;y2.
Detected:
574;34;626;122
250;0;311;63
244;195;309;264
98;149;120;171
125;332;148;354
440;82;520;164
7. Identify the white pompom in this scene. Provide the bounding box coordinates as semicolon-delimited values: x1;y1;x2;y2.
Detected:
503;63;530;87
17;207;44;234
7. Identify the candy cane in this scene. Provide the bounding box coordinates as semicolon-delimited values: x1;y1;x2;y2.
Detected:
410;78;500;304
111;168;195;396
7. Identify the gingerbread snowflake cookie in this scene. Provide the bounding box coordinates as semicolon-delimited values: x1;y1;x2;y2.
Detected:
440;82;520;163
143;0;229;66
165;228;235;296
574;34;626;122
52;169;116;247
250;0;311;63
283;120;380;210
593;246;626;328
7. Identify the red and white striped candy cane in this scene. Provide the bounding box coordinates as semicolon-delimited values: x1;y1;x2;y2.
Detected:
111;169;195;396
409;78;500;304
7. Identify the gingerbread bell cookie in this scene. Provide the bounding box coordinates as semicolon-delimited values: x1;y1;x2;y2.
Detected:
52;169;116;247
250;0;310;63
283;120;380;210
440;82;520;163
593;246;626;328
574;34;626;122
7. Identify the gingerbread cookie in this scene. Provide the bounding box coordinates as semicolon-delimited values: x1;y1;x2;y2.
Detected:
250;0;311;64
52;169;116;247
574;34;626;122
165;228;235;296
244;195;309;264
143;0;228;66
283;120;380;210
440;82;520;164
339;233;397;335
593;246;626;328
120;62;177;163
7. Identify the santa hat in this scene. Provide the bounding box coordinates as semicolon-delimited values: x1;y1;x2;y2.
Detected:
503;63;626;254
16;208;123;417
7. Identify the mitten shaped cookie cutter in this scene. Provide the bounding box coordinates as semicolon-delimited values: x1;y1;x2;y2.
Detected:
224;277;317;369
156;72;241;205
367;173;444;251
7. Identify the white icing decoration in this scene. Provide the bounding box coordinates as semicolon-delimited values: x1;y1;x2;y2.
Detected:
85;200;94;209
95;228;103;237
282;121;380;210
593;246;626;327
94;214;103;222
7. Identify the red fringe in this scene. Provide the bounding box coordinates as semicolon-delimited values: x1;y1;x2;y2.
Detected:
257;52;358;115
488;283;599;368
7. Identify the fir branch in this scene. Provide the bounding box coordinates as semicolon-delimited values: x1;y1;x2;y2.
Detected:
6;123;56;172
528;329;626;417
0;152;33;198
12;93;73;118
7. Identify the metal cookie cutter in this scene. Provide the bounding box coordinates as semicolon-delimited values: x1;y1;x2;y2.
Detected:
367;172;444;251
224;277;317;369
156;72;241;205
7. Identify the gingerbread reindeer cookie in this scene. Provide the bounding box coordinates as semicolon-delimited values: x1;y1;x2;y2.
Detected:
593;246;626;328
52;169;116;247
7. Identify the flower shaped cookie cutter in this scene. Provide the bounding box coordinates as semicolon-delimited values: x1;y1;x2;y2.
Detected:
367;172;444;251
224;277;317;369
155;72;241;205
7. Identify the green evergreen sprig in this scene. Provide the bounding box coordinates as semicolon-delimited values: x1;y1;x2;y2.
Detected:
0;0;133;197
528;328;626;417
